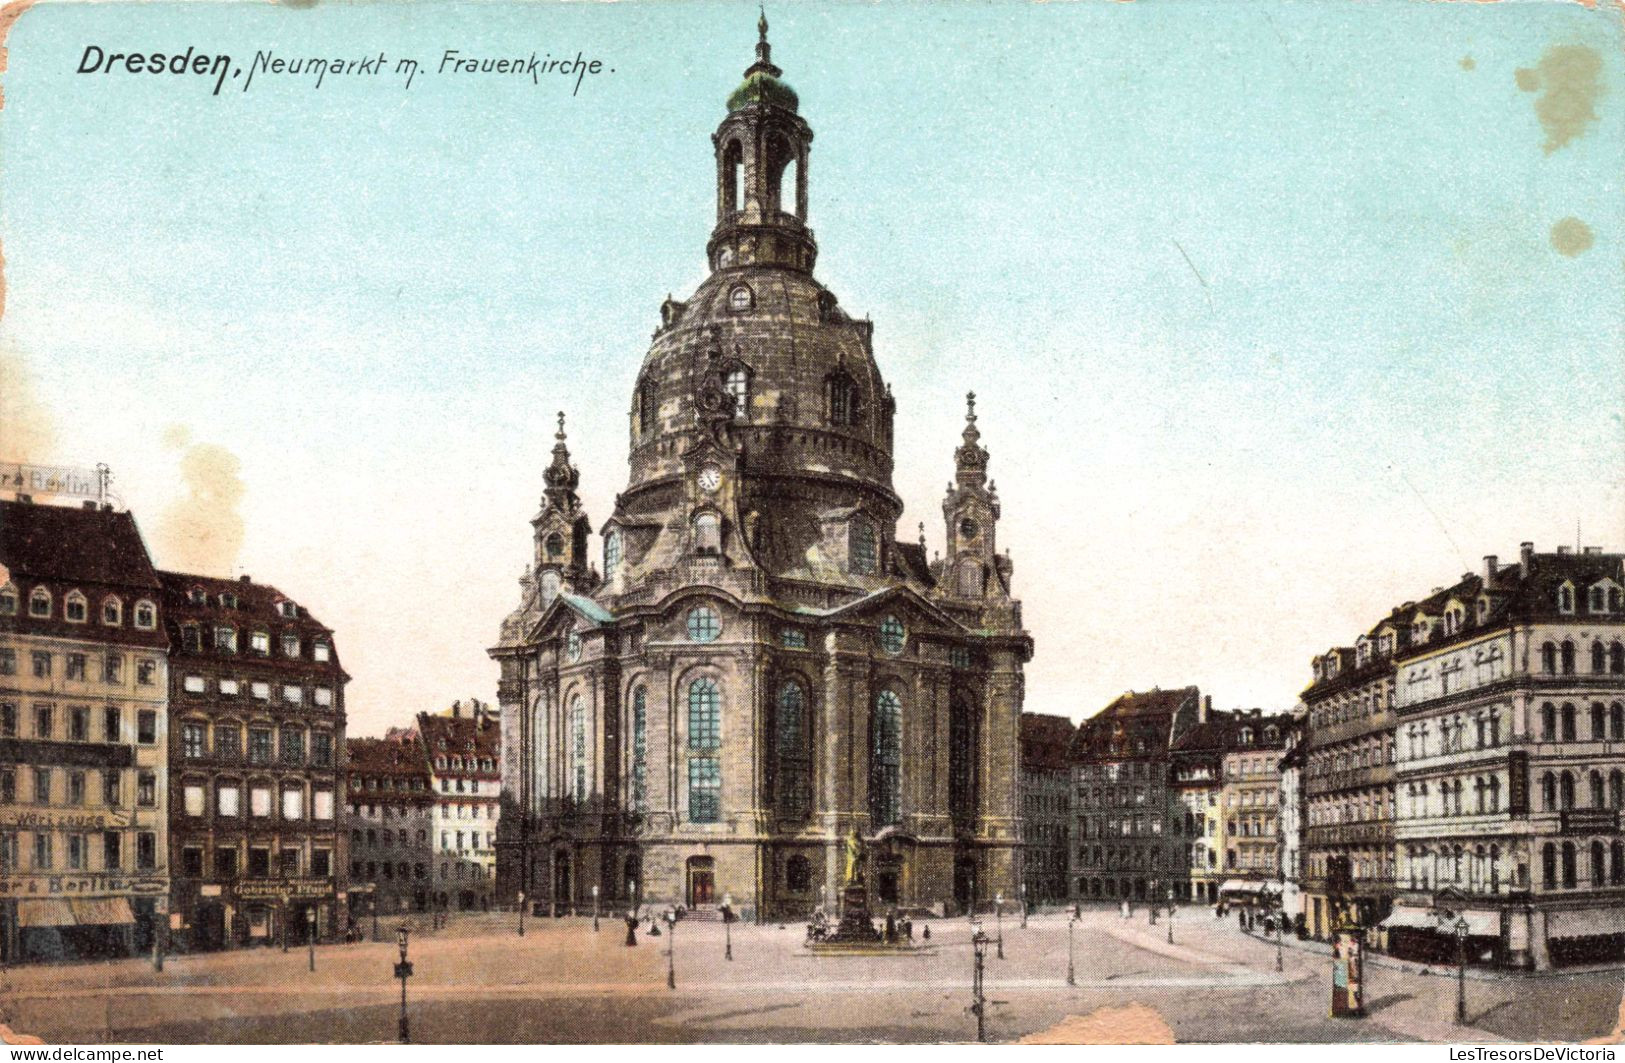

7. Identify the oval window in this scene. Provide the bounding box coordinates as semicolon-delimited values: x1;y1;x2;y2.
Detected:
878;616;906;656
686;606;721;644
566;631;583;662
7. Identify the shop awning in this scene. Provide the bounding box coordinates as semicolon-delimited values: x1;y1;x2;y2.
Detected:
1218;879;1265;895
70;897;135;926
1549;908;1625;939
1379;907;1435;929
16;899;76;927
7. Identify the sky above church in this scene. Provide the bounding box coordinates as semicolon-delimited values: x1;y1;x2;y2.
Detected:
1;0;1621;737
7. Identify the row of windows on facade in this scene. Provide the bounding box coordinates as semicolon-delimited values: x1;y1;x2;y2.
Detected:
568;678;906;827
179;623;332;662
1;584;157;629
180;673;335;707
349;801;496;823
1;765;159;808
1074;846;1171;870
175;845;330;881
1540;640;1625;675
1388;841;1625;894
1310;735;1395;776
1306;787;1394;826
1075;762;1166;783
178;779;336;821
0;830;159;874
633;357;875;438
177;721;335;768
1310;684;1396;729
1;702;160;745
430;754;497;774
352;860;489;884
0;648;158;685
349;827;493;852
1304;851;1394;883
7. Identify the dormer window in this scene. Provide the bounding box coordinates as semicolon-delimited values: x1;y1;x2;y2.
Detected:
282;634;301;658
1589;581;1619;614
604;530;622;579
1558;582;1576;614
0;584;15;616
313;640;331;663
1240;728;1253;744
101;597;122;626
218;592;238;609
1378;634;1394;656
728;284;754;312
188;588;206;606
278;601;298;619
1476;597;1491;623
636;379;657;437
250;631;270;657
1443;607;1464;636
64;591;87;623
215;626;238;654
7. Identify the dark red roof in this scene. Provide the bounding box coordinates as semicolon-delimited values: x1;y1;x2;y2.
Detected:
1020;713;1074;771
0;499;161;588
158;569;347;680
417;705;500;779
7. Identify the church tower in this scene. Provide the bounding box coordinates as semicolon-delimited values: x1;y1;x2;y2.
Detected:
492;16;1031;922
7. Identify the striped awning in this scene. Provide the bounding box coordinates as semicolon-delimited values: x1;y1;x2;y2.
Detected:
16;899;76;927
70;897;135;926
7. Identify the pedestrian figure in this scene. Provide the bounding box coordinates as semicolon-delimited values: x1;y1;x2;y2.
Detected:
624;911;639;947
922;924;931;941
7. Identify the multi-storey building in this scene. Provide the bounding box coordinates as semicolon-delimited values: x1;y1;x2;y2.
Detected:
1278;705;1307;926
1169;703;1228;903
491;17;1031;920
1383;544;1625;970
1217;709;1292;904
161;572;348;950
1019;713;1074;907
1301;617;1402;940
346;729;434;916
0;498;171;964
419;702;500;911
1069;687;1201;904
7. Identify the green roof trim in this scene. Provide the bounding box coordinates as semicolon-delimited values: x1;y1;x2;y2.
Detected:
728;71;798;113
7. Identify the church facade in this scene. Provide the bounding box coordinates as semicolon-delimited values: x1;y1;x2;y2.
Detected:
489;18;1032;920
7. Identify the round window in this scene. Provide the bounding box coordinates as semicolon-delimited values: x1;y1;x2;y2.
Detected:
729;285;753;312
686;606;721;644
566;631;582;662
878;616;906;656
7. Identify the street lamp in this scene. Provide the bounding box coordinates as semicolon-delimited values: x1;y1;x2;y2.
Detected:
307;908;317;972
517;890;526;937
1019;883;1028;929
970;926;990;1043
722;892;734;961
629;878;640;920
592;884;600;933
394;926;414;1044
994;892;1005;959
1166;890;1176;946
662;907;678;990
1453;916;1470;1025
1066;910;1077;987
370;887;379;943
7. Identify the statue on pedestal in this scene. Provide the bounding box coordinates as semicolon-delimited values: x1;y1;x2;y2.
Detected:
842;828;864;886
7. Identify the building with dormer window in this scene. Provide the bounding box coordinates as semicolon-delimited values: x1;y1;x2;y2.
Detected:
489;17;1032;919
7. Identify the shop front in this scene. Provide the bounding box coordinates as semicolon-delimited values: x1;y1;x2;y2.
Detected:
1;872;163;964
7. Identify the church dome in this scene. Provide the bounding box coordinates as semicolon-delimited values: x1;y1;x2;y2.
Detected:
727;71;798;113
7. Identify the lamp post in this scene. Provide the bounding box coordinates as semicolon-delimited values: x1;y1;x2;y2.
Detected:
592;885;600;932
370;887;379;943
307;908;317;972
1454;916;1469;1025
663;907;678;990
994;892;1004;959
1019;883;1028;929
629;878;639;920
722;893;734;961
970;926;989;1043
1166;889;1175;946
1275;903;1285;972
1066;910;1077;987
394;926;413;1044
517;890;526;937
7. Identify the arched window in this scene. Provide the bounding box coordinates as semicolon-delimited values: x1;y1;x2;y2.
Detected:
1558;584;1575;613
0;584;16;616
1590;770;1605;808
1613;703;1625;740
1592;703;1607;740
878;616;906;656
63;590;87;623
728;284;754;312
630;686;647;812
1487;775;1501;812
604;531;622;579
1591;586;1608;613
1560;771;1576;811
849;520;877;575
726;366;750;421
1593;642;1608;673
1562;842;1578;888
1541;642;1558;674
720;138;743;216
693;513;721;557
1613;842;1625;886
1541;703;1557;741
1612;770;1625;810
101;597;122;626
825;370;861;427
687;679;720;751
686;679;722;823
637;381;657;437
1613;643;1625;675
957;559;983;598
570;695;587;804
1562;703;1578;742
775;681;810;820
545;533;564;559
870;690;902;827
1542;843;1557;888
1542;772;1557;811
1591;841;1606;886
1561;641;1577;675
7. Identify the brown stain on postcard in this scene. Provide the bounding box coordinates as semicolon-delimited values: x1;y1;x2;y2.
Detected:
154;425;247;576
1550;215;1595;256
1515;44;1606;153
1019;1003;1177;1045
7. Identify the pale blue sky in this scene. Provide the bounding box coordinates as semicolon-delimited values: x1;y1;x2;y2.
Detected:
2;0;1621;736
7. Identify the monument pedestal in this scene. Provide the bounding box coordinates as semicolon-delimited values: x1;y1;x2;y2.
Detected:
833;884;882;943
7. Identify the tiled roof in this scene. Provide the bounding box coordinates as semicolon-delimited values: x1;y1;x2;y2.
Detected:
1095;686;1199;720
417;705;500;777
1020;713;1074;771
0;499;159;589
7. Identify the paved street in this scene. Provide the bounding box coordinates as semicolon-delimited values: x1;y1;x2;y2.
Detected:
1;909;1620;1044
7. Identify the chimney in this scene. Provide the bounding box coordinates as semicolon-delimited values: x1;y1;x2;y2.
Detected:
1520;542;1534;576
82;500;97;510
1482;555;1497;584
1201;695;1211;723
1583;546;1602;555
239;573;252;584
1556;546;1571;555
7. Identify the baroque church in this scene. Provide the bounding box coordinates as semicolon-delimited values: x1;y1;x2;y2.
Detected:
490;16;1032;919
